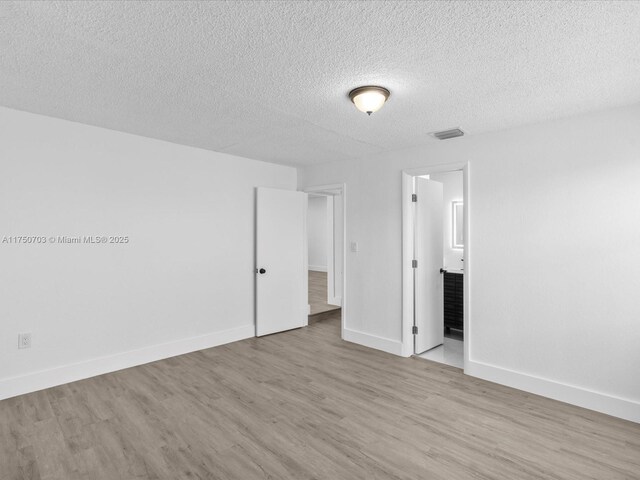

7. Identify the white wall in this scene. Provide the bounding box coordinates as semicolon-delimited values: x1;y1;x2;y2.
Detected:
298;103;640;422
0;107;296;399
307;195;327;271
429;170;463;271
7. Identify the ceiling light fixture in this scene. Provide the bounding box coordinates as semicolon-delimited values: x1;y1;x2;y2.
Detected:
349;86;390;115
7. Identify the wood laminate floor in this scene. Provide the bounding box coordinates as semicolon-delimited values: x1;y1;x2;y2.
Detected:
308;270;340;316
1;315;639;480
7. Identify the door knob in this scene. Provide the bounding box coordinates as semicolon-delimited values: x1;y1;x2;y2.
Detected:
258;268;266;274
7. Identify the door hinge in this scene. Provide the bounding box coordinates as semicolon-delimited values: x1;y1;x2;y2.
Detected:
412;259;418;268
411;194;417;202
412;326;418;335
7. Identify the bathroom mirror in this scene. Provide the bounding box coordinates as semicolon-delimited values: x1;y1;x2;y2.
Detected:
452;201;464;249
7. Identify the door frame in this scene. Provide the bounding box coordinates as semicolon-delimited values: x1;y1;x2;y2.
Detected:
301;183;347;339
401;163;470;370
325;195;342;307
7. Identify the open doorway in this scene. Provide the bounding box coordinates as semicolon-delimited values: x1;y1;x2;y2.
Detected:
415;170;464;368
402;164;468;368
303;185;345;332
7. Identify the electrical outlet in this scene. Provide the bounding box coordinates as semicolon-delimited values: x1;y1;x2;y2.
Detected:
18;333;31;349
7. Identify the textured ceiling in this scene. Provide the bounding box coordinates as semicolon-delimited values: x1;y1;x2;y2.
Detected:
1;1;640;167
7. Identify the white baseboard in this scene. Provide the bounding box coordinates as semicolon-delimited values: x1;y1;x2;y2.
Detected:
0;324;255;401
343;328;404;356
466;360;640;424
308;265;327;272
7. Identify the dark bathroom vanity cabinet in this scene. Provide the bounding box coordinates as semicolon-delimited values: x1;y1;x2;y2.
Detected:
444;271;463;333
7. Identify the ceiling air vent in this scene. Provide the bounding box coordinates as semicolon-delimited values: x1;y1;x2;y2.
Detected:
431;128;464;140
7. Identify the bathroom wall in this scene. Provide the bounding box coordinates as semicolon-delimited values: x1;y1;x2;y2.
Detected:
429;170;464;271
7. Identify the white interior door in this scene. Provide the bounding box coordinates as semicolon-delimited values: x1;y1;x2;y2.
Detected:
256;187;308;336
415;177;444;353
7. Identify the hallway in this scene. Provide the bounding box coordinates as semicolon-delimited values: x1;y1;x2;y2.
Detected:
308;270;341;317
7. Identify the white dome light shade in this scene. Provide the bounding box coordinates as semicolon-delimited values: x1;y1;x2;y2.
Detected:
349;86;390;115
